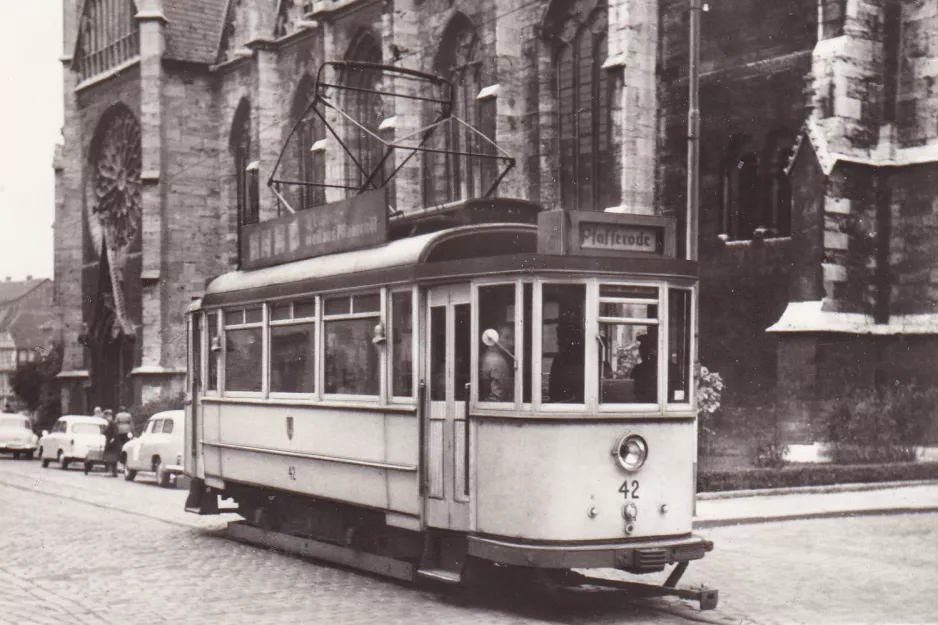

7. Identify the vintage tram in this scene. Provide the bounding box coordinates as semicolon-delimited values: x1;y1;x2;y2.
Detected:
183;62;715;609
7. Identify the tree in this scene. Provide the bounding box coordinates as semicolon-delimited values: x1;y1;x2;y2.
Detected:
10;343;63;432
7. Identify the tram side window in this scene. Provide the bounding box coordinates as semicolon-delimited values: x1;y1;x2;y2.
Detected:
269;300;316;394
478;285;515;403
598;285;659;405
324;294;380;396
543;284;586;404
391;291;413;398
207;313;219;391
668;289;691;403
225;307;263;392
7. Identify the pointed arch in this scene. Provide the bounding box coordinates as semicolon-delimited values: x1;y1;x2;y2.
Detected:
546;0;611;212
763;129;796;237
73;0;139;82
344;29;385;195
424;12;492;206
291;74;325;209
230;99;258;226
720;134;759;240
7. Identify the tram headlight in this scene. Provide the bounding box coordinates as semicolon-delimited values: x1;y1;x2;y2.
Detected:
613;435;648;472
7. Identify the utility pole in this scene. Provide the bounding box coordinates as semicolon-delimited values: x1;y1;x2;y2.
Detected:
687;0;702;262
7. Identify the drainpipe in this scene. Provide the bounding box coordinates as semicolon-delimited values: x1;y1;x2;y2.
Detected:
686;0;701;263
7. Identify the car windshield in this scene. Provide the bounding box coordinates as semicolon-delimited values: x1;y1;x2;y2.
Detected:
72;423;105;435
0;416;29;429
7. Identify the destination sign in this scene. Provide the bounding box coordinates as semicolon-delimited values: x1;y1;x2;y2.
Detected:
240;191;387;270
580;224;658;253
537;210;676;258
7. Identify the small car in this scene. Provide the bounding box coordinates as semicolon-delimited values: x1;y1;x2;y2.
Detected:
0;414;38;459
38;415;108;469
121;410;184;487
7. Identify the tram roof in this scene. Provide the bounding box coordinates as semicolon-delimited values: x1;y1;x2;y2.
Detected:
202;223;538;307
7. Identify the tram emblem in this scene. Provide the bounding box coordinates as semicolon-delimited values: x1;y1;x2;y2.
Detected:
286;416;294;440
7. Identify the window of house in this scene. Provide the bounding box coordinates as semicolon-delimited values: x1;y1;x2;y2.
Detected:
292;76;326;209
323;293;381;396
224;307;263;392
598;285;660;405
74;0;140;82
556;4;612;212
269;299;317;394
542;283;586;404
390;290;414;398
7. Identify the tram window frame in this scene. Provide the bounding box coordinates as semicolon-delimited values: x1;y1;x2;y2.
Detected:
322;290;385;400
222;306;266;396
665;287;695;410
535;280;589;412
268;298;318;398
473;281;525;411
389;288;417;402
205;312;220;394
596;283;662;412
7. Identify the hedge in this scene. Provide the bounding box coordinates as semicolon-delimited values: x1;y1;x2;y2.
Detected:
698;461;938;493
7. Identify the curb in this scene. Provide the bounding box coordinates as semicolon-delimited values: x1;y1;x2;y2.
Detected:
693;505;938;529
696;478;938;501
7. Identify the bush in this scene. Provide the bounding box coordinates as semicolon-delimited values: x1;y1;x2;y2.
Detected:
825;385;938;464
696;364;725;455
126;392;185;435
699;461;938;493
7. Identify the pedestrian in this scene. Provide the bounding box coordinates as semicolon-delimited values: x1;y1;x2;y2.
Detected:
115;405;132;444
102;409;120;477
480;324;514;402
93;406;104;419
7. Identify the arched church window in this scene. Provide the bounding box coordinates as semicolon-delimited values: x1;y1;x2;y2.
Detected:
74;0;139;82
231;100;259;226
345;32;385;195
425;14;490;206
720;136;759;240
764;132;794;237
554;2;611;212
292;76;325;209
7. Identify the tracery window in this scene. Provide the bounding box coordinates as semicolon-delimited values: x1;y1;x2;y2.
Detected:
74;0;140;82
292;76;326;209
720;132;792;240
425;15;493;206
555;4;612;212
231;100;259;226
345;33;386;195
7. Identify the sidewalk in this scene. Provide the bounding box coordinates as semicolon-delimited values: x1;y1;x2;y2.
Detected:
693;480;938;528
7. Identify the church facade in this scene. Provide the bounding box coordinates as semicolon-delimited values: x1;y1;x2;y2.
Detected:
53;0;938;443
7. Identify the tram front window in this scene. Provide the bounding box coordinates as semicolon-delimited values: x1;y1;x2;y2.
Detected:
478;285;515;403
598;285;659;405
542;284;585;404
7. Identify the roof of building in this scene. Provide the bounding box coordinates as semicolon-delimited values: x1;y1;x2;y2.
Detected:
0;279;47;306
163;0;230;65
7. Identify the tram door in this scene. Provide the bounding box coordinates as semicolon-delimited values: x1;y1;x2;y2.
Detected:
425;285;472;532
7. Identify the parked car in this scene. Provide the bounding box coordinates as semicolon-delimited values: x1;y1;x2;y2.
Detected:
121;410;184;487
0;414;38;459
38;415;108;469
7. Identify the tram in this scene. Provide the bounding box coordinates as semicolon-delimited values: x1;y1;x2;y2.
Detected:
183;63;716;609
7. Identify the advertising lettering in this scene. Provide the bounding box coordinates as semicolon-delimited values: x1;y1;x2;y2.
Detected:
580;224;659;253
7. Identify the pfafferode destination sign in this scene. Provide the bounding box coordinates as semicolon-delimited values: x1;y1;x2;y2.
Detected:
537;210;676;258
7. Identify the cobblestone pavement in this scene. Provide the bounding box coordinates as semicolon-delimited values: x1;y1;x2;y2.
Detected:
0;458;719;625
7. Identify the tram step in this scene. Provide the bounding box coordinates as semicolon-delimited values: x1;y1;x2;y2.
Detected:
416;568;462;584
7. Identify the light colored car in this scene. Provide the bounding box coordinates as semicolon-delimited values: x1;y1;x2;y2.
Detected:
0;414;38;459
121;410;184;487
38;415;107;470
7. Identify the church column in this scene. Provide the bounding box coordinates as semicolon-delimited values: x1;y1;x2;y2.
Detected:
251;39;284;222
135;0;167;403
387;0;423;213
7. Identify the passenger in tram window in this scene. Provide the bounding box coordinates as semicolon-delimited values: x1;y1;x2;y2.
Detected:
480;324;514;402
631;332;658;403
548;319;584;403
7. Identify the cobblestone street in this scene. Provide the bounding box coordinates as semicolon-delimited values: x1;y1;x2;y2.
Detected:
0;459;715;625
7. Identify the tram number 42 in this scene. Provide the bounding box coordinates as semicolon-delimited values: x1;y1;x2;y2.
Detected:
619;480;640;499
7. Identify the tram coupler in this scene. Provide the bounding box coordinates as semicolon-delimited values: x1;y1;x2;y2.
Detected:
566;565;719;611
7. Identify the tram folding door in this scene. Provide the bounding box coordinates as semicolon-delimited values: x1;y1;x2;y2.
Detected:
425;285;472;532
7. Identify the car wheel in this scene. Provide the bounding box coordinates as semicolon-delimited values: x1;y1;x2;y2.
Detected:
13;452;19;459
25;451;34;460
58;451;69;470
40;448;49;468
155;459;170;488
123;465;137;481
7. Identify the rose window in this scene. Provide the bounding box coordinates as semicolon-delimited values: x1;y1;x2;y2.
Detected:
93;109;142;249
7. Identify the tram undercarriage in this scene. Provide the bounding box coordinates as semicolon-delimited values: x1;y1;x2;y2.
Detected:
186;478;718;610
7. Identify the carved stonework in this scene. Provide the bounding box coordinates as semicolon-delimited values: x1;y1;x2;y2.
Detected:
92;109;142;250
